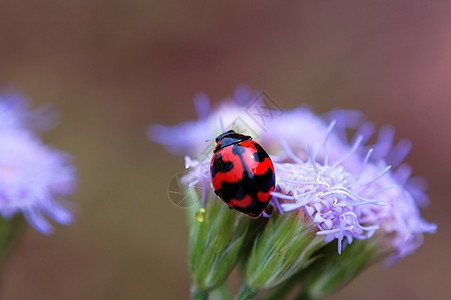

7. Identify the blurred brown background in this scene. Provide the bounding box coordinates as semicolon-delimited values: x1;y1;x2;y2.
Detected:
0;1;450;299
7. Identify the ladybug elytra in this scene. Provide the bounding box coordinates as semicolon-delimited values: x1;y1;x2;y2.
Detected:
210;130;275;217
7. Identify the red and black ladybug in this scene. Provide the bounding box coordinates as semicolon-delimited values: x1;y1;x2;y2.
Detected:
210;130;275;217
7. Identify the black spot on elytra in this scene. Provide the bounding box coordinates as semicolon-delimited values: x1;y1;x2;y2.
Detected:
211;152;234;179
216;167;275;216
232;144;254;179
251;142;269;163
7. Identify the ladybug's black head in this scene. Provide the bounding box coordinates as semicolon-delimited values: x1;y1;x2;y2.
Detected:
213;130;252;153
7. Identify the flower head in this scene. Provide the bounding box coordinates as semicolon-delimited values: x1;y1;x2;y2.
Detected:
0;93;36;131
0;92;58;133
150;85;437;298
272;117;436;262
0;92;76;234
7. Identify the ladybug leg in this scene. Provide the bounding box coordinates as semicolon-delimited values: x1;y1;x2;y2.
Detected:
261;205;274;218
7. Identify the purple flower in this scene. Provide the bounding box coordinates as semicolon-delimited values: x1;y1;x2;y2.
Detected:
266;109;436;262
0;93;76;234
148;85;262;156
272;123;436;261
150;85;436;263
0;93;34;131
0;92;58;133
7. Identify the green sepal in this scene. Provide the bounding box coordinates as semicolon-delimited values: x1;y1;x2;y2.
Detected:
300;238;382;299
186;187;255;294
243;211;325;292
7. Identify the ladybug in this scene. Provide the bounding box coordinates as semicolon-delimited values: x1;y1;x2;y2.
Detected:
210;130;275;217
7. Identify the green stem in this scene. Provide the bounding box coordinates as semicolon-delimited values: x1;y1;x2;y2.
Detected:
210;283;233;300
236;285;258;300
0;216;24;290
0;216;23;261
265;281;296;300
191;287;209;300
295;289;312;300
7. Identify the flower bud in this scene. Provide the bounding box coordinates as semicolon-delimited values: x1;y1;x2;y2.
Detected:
187;187;255;299
300;239;381;299
238;211;325;299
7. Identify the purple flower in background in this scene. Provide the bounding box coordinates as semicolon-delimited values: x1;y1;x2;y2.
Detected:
148;84;261;156
0;92;58;133
0;93;76;234
0;93;36;131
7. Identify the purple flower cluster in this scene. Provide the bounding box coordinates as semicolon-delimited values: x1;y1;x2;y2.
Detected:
0;93;76;234
148;85;260;157
150;85;436;262
272;120;436;261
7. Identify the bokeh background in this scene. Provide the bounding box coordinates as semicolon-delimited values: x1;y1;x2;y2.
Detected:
0;1;450;299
